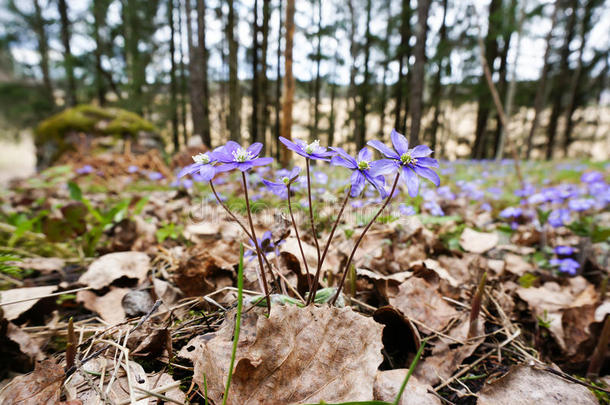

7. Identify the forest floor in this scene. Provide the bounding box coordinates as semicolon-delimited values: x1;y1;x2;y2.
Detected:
0;151;608;404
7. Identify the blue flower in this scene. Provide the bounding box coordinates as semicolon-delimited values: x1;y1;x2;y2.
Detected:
367;129;439;197
499;206;523;219
554;246;574;256
549;258;579;275
581;171;603;184
279;137;335;161
548;208;571;228
178;151;219;181
211;141;274;172
399;203;416;216
262;167;301;199
148;171;164;181
568;198;594;212
76;165;94;174
330;147;389;198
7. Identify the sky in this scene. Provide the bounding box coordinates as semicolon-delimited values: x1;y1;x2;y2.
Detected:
3;0;610;88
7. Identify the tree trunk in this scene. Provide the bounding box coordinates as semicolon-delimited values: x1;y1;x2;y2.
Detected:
33;0;54;107
378;1;393;139
227;0;241;141
546;0;578;160
274;0;283;159
563;0;595;157
58;0;77;106
251;0;261;143
177;0;188;145
471;0;501;159
347;0;358;140
393;0;411;134
260;0;271;152
185;0;204;143
312;0;323;142
280;0;295;164
169;0;179;151
196;0;211;147
356;0;372;150
328;53;338;147
92;0;107;106
408;0;431;145
525;2;558;159
428;0;448;155
123;0;145;114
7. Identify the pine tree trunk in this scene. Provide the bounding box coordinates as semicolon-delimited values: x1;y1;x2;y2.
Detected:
196;0;211;147
280;0;295;164
169;0;179;151
328;59;337;147
185;0;204;143
378;1;392;140
472;0;501;159
177;0;188;145
525;2;558;159
428;0;448;155
312;0;323;142
546;0;578;160
227;0;241;141
408;0;431;145
33;0;54;107
393;0;411;134
92;0;107;106
251;0;260;143
347;0;358;140
58;0;77;106
274;0;283;159
260;0;271;152
356;0;372;150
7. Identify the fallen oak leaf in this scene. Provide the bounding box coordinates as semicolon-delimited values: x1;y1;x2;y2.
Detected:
182;304;383;405
0;359;64;405
78;251;150;290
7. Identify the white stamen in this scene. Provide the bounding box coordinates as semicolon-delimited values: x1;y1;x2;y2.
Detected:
232;147;253;162
192;153;210;164
305;140;320;154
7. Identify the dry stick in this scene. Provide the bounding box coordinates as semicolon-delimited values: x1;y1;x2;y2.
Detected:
307;186;351;305
587;313;610;377
241;172;271;313
210;181;279;293
305;159;321;268
286;183;312;291
331;172;400;305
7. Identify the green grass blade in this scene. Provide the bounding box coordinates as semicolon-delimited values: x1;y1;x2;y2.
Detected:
222;243;245;405
393;339;427;405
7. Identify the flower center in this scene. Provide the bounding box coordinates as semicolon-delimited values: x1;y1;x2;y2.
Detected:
282;176;290;185
400;152;416;165
192;153;210;164
305;140;320;154
232;148;253;162
357;160;370;170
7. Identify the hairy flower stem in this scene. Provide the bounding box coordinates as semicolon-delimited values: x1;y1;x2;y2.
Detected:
331;172;400;305
306;159;321;269
209;182;278;289
241;173;271;312
287;184;312;292
307;187;351;305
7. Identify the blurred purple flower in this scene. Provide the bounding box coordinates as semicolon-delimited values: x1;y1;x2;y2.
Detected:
279;137;334;161
399;203;416;216
568;198;594;212
423;200;444;216
548;208;571;227
262;167;301;199
211;141;273;172
330;147;389;198
367;129;439;197
550;258;579;275
148;171;164;181
499;206;522;219
581;171;603;184
554;246;574;256
76;165;94;174
481;202;492;212
127;165;139;174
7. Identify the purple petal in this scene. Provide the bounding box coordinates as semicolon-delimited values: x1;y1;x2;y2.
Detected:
289;166;301;179
247;142;264;157
413;165;440;186
350;171;366;197
402;166;420;197
237;162;255;171
279;137;302;153
330;147;357;167
358;147;372;162
391;129;409;155
178;163;202;178
365;173;388;197
210;149;234;163
223;141;241;154
410;145;433;158
250;157;274;167
416;157;439;168
215;162;238;172
367;140;400;159
369;159;399;176
199;165;217;181
331;155;357;169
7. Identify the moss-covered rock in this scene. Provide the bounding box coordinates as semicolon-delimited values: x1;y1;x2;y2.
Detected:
34;105;160;167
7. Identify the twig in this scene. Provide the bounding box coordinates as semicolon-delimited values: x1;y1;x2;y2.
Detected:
0;286;93;307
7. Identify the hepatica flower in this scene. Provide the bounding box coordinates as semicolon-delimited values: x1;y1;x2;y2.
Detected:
367;129;440;197
330;147;388;198
554;246;574;256
262;167;301;199
178;151;218;181
211;141;273;172
550;258;579;275
279;137;334;161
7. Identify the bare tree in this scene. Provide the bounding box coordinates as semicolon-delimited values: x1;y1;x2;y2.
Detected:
408;0;431;145
58;0;77;106
226;0;241;141
280;0;295;164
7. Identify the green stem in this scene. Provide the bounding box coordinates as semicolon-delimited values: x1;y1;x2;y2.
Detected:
393;339;427;405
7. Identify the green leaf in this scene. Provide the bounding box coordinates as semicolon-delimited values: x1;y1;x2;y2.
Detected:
61;202;88;236
592;226;610;243
42;217;73;242
67;181;83;201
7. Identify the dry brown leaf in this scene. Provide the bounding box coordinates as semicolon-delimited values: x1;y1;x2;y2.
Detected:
374;370;440;405
389;276;459;333
281;237;319;275
477;365;597;404
0;285;56;321
460;228;498;254
503;253;532;276
78;251;150;289
77;287;129;324
181;305;383;404
0;359;64;405
16;257;65;273
6;322;44;362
